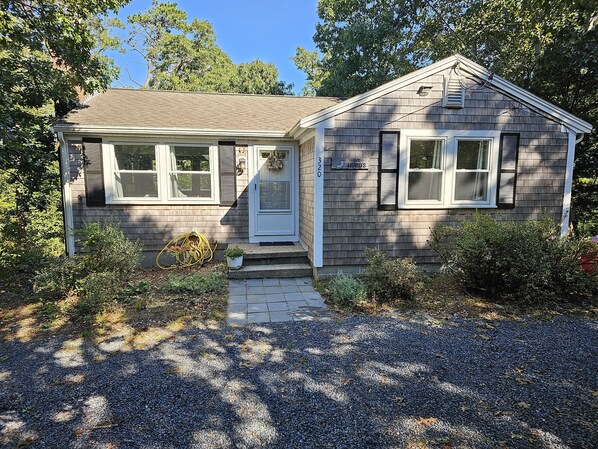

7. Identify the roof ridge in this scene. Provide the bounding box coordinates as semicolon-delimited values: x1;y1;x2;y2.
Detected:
105;87;342;101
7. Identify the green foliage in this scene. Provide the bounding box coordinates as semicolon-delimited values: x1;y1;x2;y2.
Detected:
0;166;64;274
0;0;128;279
124;1;292;94
297;0;597;223
122;280;151;297
33;221;142;317
328;273;367;307
429;213;598;301
78;221;142;283
166;271;227;295
363;249;421;302
223;246;244;258
33;256;83;300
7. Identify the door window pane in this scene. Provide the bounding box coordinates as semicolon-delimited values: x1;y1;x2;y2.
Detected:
114;173;158;198
408;172;442;201
260;181;291;210
409;140;442;169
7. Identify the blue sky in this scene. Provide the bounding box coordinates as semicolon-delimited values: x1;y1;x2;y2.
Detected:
108;0;320;94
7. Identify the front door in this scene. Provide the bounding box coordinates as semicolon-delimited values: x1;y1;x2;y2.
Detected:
250;145;298;241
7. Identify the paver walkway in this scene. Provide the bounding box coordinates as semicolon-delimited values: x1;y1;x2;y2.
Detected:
227;277;333;324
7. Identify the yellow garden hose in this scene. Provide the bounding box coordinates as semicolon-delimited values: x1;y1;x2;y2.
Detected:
156;230;217;269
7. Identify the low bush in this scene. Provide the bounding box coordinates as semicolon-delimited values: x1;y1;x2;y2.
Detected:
328;273;367;307
429;213;598;301
166;271;227;295
223;246;244;258
363;249;421;302
33;256;83;299
33;221;143;317
79;221;142;284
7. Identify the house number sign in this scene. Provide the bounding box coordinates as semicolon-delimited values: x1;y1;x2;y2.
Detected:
331;158;368;170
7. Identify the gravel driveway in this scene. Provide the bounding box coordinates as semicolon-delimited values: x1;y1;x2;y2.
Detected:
1;315;596;448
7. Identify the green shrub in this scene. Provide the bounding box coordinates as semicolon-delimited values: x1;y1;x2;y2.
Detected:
223;246;244;258
328;273;367;307
76;272;122;317
33;256;83;299
78;221;142;284
363;249;421;302
166;271;227;295
429;213;598;301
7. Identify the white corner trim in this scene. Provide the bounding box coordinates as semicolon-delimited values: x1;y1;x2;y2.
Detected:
57;132;75;256
560;128;581;236
313;119;333;268
298;54;592;134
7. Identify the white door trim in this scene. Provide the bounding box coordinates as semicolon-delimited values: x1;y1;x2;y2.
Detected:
248;143;300;243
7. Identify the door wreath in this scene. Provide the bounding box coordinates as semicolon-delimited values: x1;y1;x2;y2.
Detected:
266;152;284;172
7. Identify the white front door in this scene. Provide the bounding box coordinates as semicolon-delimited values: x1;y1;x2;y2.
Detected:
250;145;298;242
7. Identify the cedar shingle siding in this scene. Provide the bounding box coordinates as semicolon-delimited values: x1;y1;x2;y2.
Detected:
321;68;567;270
299;137;315;263
68;141;250;251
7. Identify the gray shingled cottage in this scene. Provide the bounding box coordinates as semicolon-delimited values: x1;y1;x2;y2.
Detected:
54;54;593;277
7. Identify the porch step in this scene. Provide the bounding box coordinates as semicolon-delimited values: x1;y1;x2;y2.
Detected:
243;251;309;266
228;263;312;279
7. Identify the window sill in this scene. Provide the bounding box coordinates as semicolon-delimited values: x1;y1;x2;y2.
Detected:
107;199;219;206
398;204;497;210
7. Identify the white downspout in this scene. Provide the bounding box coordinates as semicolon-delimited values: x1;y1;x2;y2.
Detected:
57;131;75;255
560;128;584;237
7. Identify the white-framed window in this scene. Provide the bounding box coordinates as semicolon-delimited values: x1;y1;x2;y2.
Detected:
168;145;216;201
398;130;499;208
104;141;219;204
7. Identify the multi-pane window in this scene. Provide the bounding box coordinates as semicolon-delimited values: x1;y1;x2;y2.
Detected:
396;130;499;208
407;139;443;201
108;143;217;203
169;146;213;199
454;140;490;202
113;144;158;198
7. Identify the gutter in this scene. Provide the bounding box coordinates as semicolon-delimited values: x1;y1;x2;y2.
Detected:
52;124;292;140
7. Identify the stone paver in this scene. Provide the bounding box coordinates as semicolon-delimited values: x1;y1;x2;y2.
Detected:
226;277;332;324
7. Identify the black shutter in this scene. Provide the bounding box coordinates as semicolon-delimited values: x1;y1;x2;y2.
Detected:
497;133;519;208
378;131;400;210
218;141;237;206
82;138;105;207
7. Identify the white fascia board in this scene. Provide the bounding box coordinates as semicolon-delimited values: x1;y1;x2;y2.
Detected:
456;62;593;134
51;124;291;140
300;56;460;128
298;53;592;135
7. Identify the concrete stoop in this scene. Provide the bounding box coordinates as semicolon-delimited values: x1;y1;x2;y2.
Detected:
227;243;312;279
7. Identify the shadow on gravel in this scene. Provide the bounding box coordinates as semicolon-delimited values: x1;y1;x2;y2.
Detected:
1;316;597;448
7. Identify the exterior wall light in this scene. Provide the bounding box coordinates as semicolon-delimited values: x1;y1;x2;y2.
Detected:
236;157;246;175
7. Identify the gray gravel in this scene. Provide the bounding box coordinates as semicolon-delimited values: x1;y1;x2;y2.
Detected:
1;315;597;448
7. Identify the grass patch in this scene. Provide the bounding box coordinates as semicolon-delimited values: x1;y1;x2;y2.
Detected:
0;264;229;344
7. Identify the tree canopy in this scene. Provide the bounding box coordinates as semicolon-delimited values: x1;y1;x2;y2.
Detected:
295;0;597;233
0;0;128;222
123;1;293;95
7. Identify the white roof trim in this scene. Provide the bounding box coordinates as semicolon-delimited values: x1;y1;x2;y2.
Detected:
299;54;592;134
52;124;290;139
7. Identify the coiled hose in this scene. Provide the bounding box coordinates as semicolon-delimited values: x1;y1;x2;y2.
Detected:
156;230;217;269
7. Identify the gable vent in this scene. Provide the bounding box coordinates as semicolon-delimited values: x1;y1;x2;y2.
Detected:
443;75;465;108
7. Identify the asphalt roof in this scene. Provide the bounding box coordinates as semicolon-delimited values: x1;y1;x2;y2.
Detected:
57;89;342;133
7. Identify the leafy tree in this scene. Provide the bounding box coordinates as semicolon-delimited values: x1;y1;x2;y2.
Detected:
124;1;293;95
296;0;597;232
235;59;293;95
0;0;128;261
